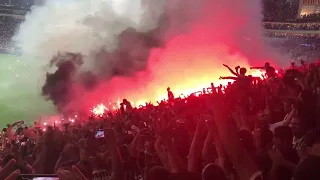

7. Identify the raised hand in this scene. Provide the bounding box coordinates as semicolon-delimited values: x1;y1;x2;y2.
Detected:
207;95;260;180
4;170;20;180
196;115;206;133
268;149;283;166
57;165;87;180
104;128;117;146
0;159;20;180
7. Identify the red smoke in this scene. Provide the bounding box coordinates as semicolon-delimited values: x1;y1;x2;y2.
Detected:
74;30;266;111
66;0;275;112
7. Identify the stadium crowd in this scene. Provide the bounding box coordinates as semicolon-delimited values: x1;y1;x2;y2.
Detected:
300;13;320;19
0;60;320;180
263;22;320;31
0;0;318;55
0;15;22;54
1;1;320;180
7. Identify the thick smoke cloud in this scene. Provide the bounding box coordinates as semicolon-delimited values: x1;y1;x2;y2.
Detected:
41;27;163;114
42;53;81;114
14;0;279;114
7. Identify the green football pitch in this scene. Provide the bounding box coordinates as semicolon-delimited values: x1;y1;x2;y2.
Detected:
0;53;55;128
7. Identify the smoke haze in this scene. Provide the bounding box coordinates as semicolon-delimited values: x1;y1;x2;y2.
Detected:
14;0;279;113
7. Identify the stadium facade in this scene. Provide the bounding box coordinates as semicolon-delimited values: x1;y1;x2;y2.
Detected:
298;0;320;17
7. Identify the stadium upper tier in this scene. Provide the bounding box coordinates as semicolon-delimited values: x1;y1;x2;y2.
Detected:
1;5;320;41
0;5;29;15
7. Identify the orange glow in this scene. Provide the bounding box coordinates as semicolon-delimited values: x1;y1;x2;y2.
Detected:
126;68;265;107
72;21;273;112
91;103;108;116
89;68;266;111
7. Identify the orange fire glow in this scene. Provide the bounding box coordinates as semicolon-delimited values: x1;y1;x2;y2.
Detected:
75;22;275;112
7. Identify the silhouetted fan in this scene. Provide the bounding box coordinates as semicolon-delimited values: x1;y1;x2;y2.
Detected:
283;69;303;87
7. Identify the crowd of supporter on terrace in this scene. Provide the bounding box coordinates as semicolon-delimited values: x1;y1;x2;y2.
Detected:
1;1;320;179
263;22;320;31
0;16;22;53
0;8;27;16
0;0;318;54
300;13;320;19
0;60;320;180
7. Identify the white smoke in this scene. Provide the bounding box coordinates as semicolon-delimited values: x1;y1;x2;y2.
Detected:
13;0;283;111
14;0;166;67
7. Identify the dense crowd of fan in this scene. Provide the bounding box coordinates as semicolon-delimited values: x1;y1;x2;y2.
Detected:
263;0;299;22
0;0;319;54
0;8;27;16
1;12;320;55
263;22;320;31
0;16;22;54
1;1;320;179
1;60;320;180
300;13;320;19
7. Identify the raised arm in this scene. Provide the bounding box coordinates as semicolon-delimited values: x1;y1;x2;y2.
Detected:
269;106;297;132
210;96;260;180
223;64;239;76
220;76;237;80
105;129;124;180
154;136;170;169
188;117;206;172
129;127;141;158
209;116;227;170
250;66;264;70
159;120;187;174
201;124;214;165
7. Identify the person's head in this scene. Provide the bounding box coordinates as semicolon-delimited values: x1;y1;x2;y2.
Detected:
167;87;170;91
202;164;227;180
300;129;320;157
273;126;293;151
257;110;271;124
255;117;269;131
253;127;273;150
293;156;320;180
62;143;80;162
265;62;270;67
239;129;256;155
170;172;201;180
147;166;170;180
16;127;23;134
239;67;247;75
